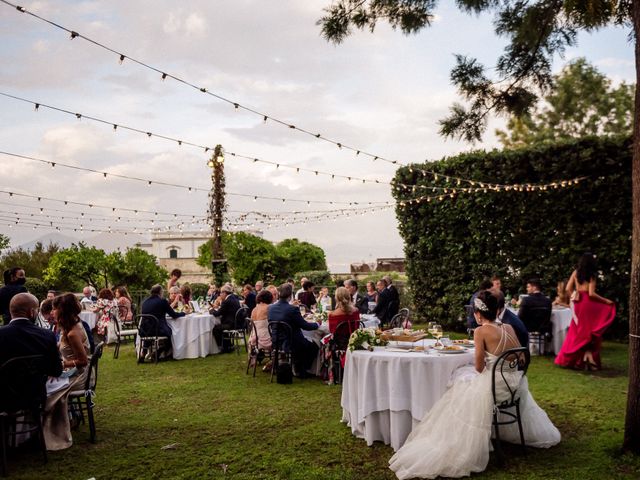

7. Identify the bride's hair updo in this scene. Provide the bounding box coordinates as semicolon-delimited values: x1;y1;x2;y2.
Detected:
473;290;499;321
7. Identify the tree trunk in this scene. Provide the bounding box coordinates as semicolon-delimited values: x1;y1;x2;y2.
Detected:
623;0;640;453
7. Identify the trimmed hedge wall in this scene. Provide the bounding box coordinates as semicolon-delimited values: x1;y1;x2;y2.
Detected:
392;136;632;333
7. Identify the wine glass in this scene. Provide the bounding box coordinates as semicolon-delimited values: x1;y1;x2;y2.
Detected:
299;305;307;316
432;324;443;347
427;322;437;339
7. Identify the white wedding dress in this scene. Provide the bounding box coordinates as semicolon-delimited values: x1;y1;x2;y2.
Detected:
389;325;561;479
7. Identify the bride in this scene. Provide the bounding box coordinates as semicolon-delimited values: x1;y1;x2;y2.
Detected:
389;290;561;479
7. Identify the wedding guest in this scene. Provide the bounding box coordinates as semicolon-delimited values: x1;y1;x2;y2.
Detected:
210;284;242;353
389;290;560;479
39;298;56;330
167;268;182;291
114;286;134;322
268;283;320;377
249;289;272;353
344;279;368;314
255;280;264;293
553;280;571;308
317;286;332;311
206;284;219;303
93;288;117;342
365;281;378;303
518;278;552;332
45;293;90;450
495;291;529;348
0;266;27;325
383;275;400;318
180;284;193;306
243;284;257;314
328;287;360;335
555;253;615;370
467;278;493;329
139;285;185;361
491;275;502;293
79;286;96;307
267;284;279;303
46;290;56;300
297;281;317;310
168;286;191;313
0;293;62;414
373;279;391;326
295;277;308;299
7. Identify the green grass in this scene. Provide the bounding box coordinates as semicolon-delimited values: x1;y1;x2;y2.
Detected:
7;341;640;480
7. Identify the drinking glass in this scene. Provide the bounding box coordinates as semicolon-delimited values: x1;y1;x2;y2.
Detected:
432;325;443;347
299;305;307;316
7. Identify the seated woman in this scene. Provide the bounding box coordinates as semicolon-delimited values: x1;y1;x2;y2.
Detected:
93;288;117;342
552;280;570;308
389;290;560;479
114;286;134;322
180;284;192;306
44;293;91;451
328;287;360;335
297;281;317;310
168;286;191;313
248;289;273;356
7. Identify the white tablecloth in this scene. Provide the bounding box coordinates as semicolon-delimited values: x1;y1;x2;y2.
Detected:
551;307;573;354
341;342;474;451
79;311;97;330
360;314;380;329
167;314;220;359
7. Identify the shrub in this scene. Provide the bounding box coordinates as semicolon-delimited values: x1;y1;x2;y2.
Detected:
188;283;210;300
25;277;48;302
392;136;631;333
294;270;332;287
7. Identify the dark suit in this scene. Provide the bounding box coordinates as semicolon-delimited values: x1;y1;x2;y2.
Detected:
268;299;319;373
387;285;400;317
140;295;185;339
0;284;28;325
0;318;62;411
373;288;391;326
244;291;257;315
501;309;529;348
354;292;368;314
210;294;242;351
518;292;552;332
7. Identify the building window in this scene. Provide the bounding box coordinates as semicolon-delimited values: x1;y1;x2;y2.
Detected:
169;248;178;259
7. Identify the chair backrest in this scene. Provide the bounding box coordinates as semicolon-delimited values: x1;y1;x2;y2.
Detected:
234;306;249;330
333;320;359;350
117;304;131;323
491;347;530;408
0;354;47;412
268;321;293;354
136;313;162;337
521;306;552;332
388;313;403;329
84;342;104;391
387;299;400;319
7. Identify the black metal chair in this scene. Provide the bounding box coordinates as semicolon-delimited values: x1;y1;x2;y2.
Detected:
136;314;170;364
111;307;138;359
267;321;293;383
521;306;552;355
245;319;271;377
329;320;360;384
388;308;410;329
0;354;48;477
491;347;531;465
222;307;249;355
68;342;104;443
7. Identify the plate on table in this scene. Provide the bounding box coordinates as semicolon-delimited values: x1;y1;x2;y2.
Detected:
434;345;468;354
453;339;475;346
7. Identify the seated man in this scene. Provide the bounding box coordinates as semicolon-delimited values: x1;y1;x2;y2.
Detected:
494;291;529;348
268;283;320;377
518;278;552;332
210;284;242;353
344;279;368;314
0;293;62;412
467;278;494;329
242;284;257;315
79;286;96;306
139;284;185;362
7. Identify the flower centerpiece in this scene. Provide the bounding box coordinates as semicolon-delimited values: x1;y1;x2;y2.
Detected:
348;327;388;351
313;310;328;323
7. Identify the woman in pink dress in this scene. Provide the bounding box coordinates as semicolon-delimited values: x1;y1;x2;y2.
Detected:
555;253;615;370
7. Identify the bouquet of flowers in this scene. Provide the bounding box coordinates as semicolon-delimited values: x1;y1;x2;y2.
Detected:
348;327;388;352
313;310;328;323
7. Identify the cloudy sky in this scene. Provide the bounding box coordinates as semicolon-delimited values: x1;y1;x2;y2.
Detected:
0;1;634;271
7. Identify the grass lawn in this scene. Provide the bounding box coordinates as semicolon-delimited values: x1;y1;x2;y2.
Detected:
6;341;640;480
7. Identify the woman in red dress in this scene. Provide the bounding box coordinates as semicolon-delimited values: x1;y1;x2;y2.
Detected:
555;253;615;370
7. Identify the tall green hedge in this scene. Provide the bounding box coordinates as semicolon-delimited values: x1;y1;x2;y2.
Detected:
392;136;632;333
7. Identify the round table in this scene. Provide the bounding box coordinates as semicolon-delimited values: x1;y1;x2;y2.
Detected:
341;341;474;451
551;307;573;353
167;314;220;359
79;311;97;330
